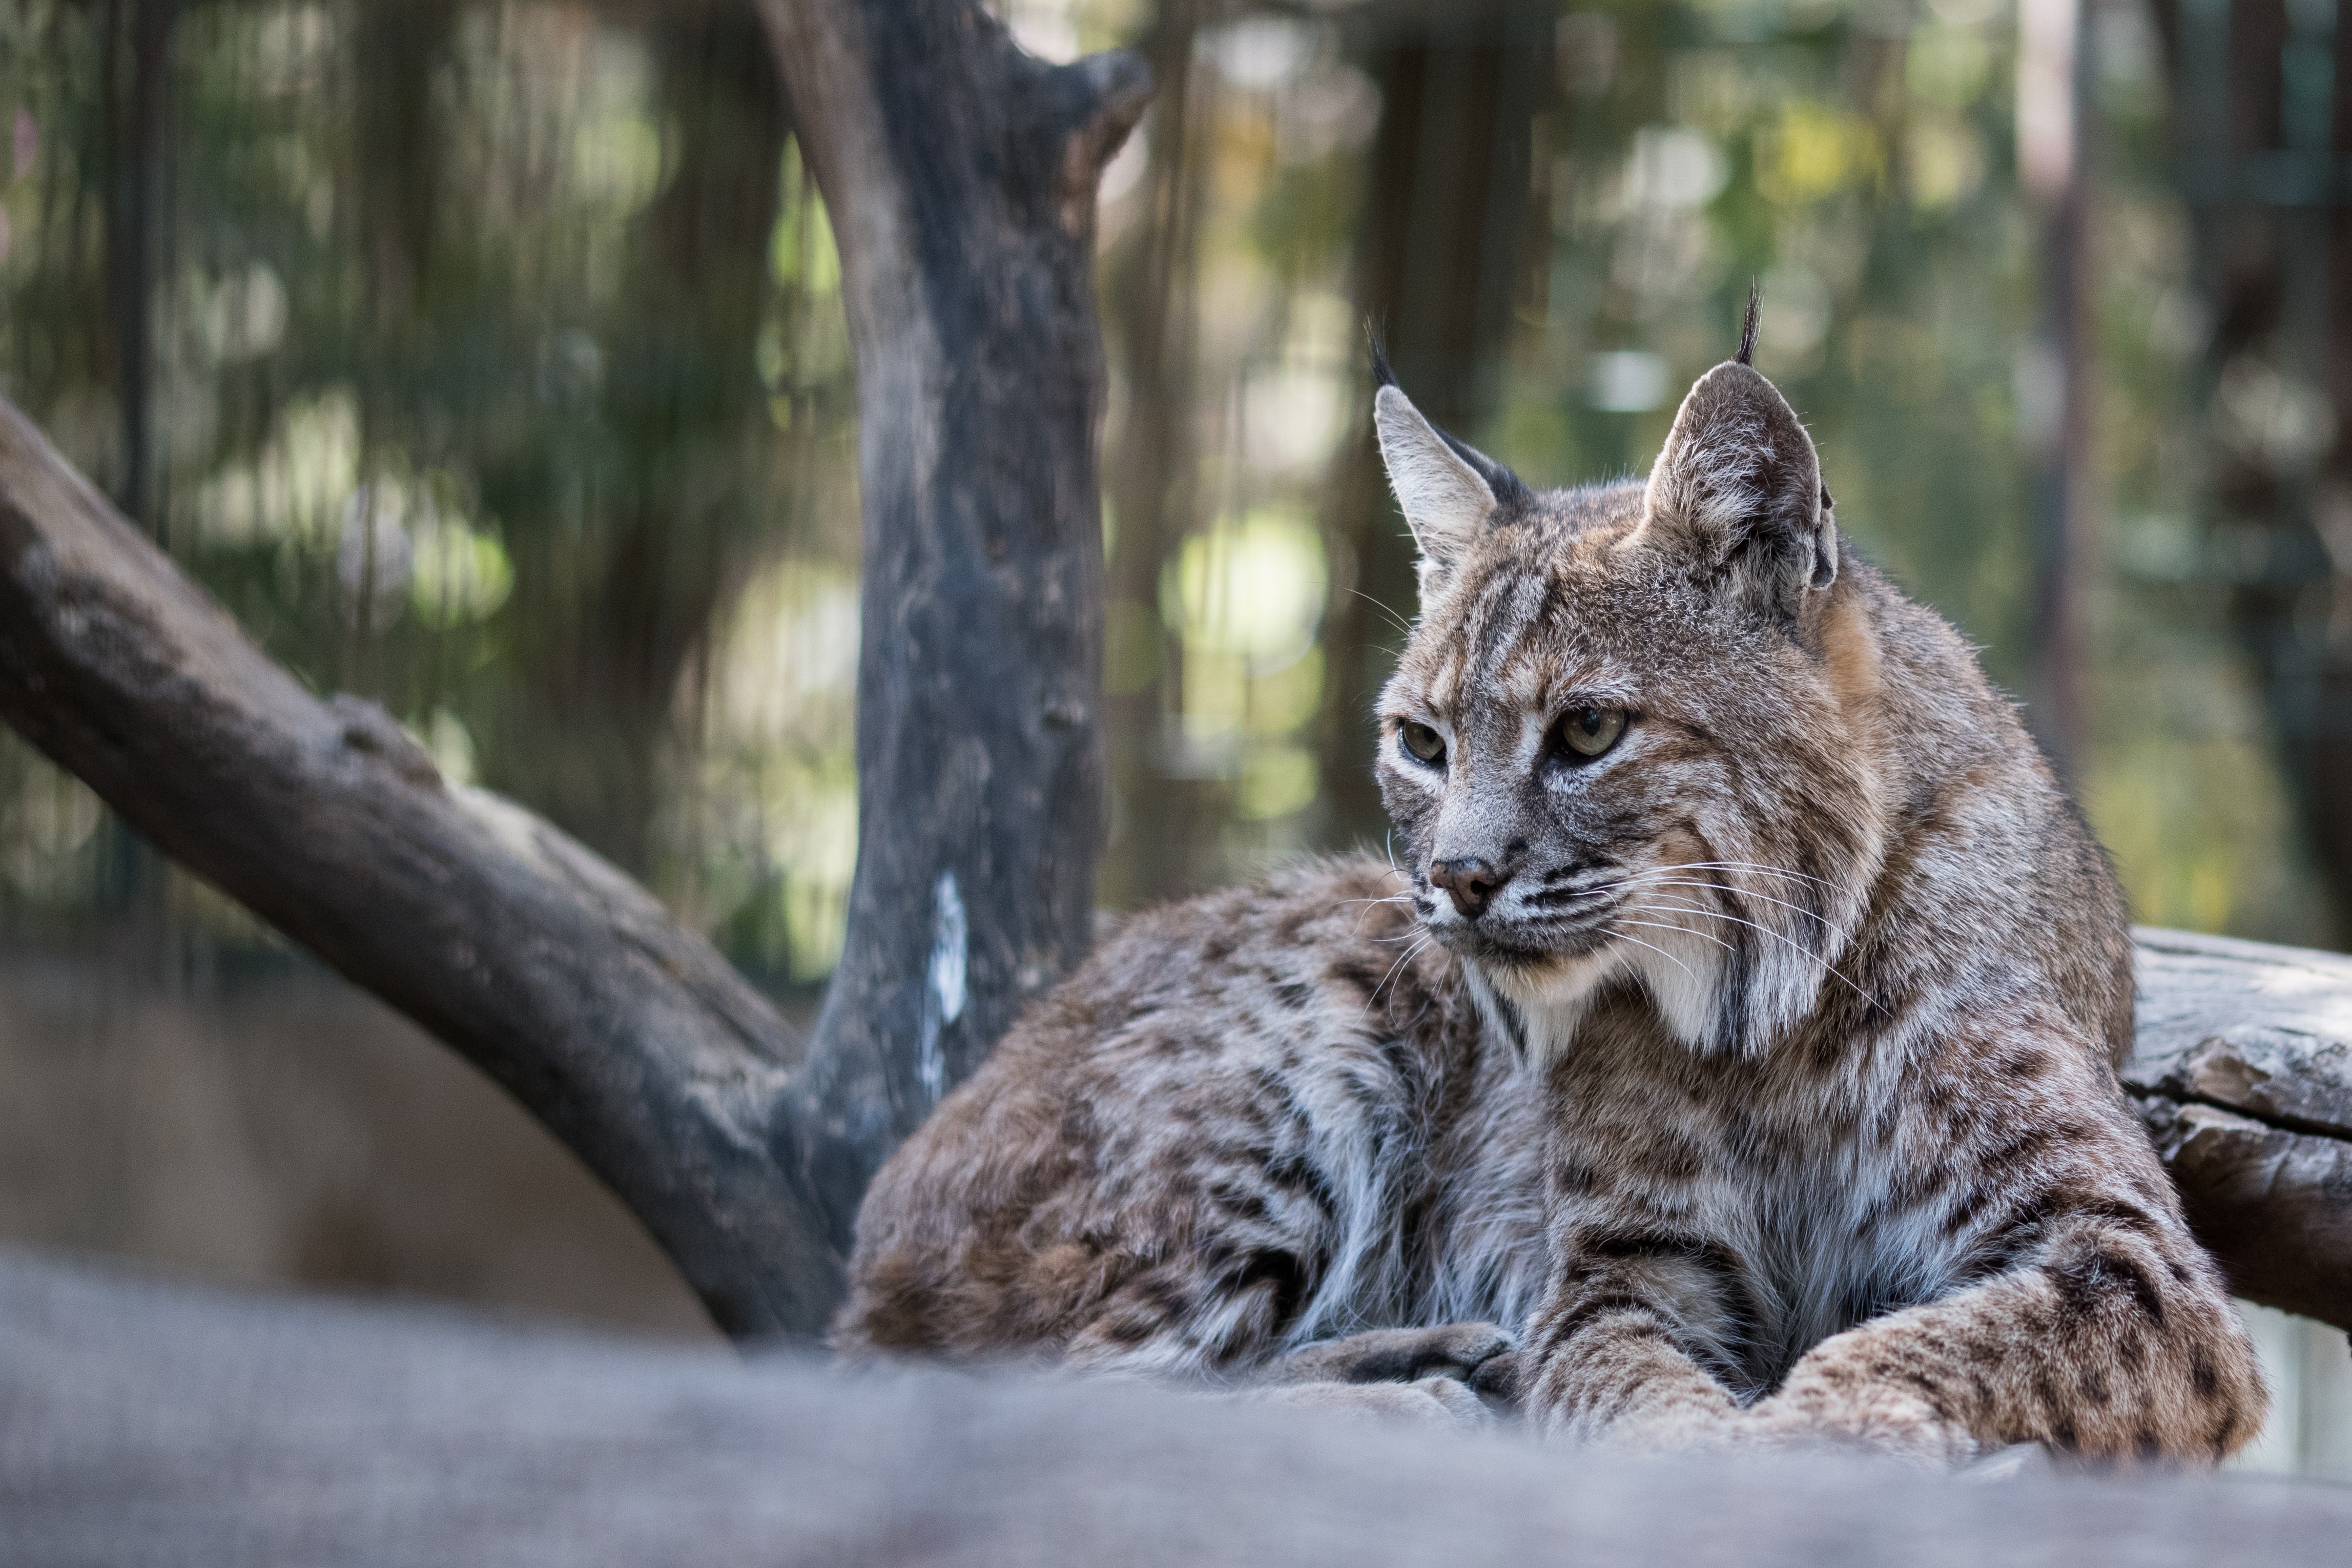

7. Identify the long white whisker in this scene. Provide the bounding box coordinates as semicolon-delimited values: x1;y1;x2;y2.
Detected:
1617;875;1842;933
1607;930;1701;986
1343;893;1415;935
1613;916;1737;956
1369;934;1436;1006
1659;860;1846;893
1634;896;1881;1009
1348;587;1415;639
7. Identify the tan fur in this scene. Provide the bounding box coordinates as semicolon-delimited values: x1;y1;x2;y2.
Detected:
834;353;2266;1466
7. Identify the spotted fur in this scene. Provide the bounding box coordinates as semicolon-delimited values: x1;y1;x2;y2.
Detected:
835;348;2266;1464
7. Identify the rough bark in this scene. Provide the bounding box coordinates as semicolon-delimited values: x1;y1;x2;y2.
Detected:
2126;927;2352;1330
754;0;1148;1200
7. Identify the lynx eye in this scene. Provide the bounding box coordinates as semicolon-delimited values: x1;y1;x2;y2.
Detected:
1558;706;1626;760
1399;720;1447;766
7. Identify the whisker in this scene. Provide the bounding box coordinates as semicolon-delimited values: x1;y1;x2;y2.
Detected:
1613;916;1737;956
1342;892;1415;935
1348;588;1415;640
1369;934;1436;1005
1616;875;1842;933
1657;860;1845;893
1606;930;1701;986
1632;896;1881;1010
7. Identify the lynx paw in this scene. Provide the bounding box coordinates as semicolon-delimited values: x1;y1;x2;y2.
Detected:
1740;1390;1980;1470
1253;1375;1494;1433
1266;1322;1514;1387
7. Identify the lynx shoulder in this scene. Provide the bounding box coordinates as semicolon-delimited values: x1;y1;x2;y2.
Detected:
835;325;2266;1464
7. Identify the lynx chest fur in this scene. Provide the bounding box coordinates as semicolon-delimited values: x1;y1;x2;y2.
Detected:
836;333;2265;1466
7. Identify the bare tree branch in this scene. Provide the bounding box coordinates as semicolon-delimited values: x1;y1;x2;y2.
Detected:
0;396;844;1335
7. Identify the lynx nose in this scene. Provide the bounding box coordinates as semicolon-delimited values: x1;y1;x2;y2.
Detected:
1430;857;1511;920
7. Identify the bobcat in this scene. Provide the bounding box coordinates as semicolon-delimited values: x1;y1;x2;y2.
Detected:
835;315;2267;1464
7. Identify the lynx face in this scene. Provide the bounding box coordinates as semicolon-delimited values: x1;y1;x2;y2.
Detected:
1371;356;1886;1058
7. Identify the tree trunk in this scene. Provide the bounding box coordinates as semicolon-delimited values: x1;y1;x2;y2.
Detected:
2152;0;2352;940
754;0;1149;1190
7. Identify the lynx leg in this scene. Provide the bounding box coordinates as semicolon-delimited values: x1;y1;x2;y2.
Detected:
1516;1242;1753;1452
1743;1204;2266;1467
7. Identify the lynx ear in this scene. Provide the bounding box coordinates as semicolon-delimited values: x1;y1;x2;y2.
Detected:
1370;349;1520;597
1641;360;1838;602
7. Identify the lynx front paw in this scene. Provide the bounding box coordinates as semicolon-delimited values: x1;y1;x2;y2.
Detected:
1741;1387;1980;1470
1265;1322;1514;1387
1253;1375;1494;1433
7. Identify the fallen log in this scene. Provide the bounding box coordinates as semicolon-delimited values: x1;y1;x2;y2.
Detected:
4;1245;2348;1568
2127;928;2352;1331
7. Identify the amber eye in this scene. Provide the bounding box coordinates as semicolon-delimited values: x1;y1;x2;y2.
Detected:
1399;720;1447;766
1558;706;1626;759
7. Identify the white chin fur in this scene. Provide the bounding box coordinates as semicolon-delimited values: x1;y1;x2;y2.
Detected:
1469;925;1730;1067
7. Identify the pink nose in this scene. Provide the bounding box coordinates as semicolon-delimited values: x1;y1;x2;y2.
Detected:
1429;858;1509;919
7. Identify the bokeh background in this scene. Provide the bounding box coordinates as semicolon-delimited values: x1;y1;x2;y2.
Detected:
0;0;2348;1473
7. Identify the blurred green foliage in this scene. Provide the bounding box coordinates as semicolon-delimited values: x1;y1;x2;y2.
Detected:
0;0;2334;985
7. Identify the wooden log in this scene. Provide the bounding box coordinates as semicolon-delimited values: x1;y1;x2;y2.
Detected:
2126;928;2352;1331
7;1245;2351;1566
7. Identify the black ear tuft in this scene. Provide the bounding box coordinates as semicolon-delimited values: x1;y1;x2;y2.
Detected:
1438;429;1531;507
1366;329;1528;508
1736;279;1761;368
